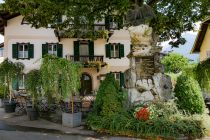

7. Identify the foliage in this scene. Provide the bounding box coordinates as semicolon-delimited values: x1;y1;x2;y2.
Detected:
195;58;210;91
40;55;81;103
174;74;205;114
93;73;126;117
161;53;189;73
25;69;42;108
0;59;24;102
3;0;209;46
87;101;205;139
134;106;150;121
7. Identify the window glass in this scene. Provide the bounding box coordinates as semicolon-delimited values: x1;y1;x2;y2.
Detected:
48;44;57;56
19;75;25;89
80;44;89;56
0;48;3;57
18;44;29;58
110;44;119;58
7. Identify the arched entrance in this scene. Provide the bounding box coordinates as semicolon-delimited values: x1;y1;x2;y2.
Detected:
80;73;92;96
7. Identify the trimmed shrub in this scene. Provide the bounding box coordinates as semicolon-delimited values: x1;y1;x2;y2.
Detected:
174;74;205;114
93;73;125;117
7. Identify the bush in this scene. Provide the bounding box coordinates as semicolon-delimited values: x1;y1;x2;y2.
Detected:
93;73;125;117
161;53;189;73
0;84;7;99
174;74;205;114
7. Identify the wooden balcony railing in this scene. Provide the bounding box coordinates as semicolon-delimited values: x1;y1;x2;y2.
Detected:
66;55;104;62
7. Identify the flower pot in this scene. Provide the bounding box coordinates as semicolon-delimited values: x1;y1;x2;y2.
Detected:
27;108;39;121
4;101;16;113
62;112;82;127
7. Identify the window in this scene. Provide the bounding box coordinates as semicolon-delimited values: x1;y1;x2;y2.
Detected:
80;43;89;56
48;44;58;56
110;44;119;58
113;72;120;83
12;43;34;59
18;44;29;58
0;48;3;57
18;75;25;89
106;43;124;59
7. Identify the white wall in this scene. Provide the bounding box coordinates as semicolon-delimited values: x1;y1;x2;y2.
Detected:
4;16;131;90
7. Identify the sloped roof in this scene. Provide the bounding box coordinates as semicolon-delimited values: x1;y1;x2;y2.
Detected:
0;11;20;35
191;18;210;53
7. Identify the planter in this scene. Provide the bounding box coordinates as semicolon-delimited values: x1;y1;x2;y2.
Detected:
27;108;39;121
4;101;16;113
62;112;82;127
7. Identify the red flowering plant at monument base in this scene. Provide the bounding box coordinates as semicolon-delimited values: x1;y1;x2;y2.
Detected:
134;105;150;121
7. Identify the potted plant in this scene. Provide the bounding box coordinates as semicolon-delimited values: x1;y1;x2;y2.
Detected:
0;59;24;113
40;55;82;127
25;69;41;120
0;83;7;107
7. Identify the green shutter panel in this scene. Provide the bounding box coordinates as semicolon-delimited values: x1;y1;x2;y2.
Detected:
12;76;18;90
74;41;80;61
12;44;18;59
28;44;34;59
88;41;94;60
42;43;48;58
57;44;63;58
120;72;125;87
119;43;124;58
105;43;111;58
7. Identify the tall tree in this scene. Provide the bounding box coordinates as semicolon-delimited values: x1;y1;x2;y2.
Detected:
2;0;209;46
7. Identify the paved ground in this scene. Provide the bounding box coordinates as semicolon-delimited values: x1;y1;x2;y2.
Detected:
0;130;139;140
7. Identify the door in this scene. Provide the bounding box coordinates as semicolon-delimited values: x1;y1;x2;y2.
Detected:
80;73;92;96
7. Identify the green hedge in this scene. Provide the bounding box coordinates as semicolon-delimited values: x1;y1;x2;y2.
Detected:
174;74;205;114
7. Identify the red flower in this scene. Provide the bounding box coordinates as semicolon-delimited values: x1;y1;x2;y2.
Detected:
135;106;150;121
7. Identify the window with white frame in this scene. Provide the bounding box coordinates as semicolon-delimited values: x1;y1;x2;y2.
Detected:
110;44;119;58
113;72;120;83
18;44;29;58
48;44;58;56
19;75;25;89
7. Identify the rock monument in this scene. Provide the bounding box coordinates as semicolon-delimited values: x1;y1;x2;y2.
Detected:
124;1;173;105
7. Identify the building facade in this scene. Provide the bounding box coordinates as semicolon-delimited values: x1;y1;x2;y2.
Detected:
1;14;131;95
191;18;210;61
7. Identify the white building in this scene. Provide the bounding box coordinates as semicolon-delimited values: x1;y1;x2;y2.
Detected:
0;12;131;95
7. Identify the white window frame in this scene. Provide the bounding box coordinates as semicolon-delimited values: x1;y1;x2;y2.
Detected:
48;43;58;56
18;43;29;59
110;44;119;58
207;51;210;58
19;75;25;90
113;72;120;83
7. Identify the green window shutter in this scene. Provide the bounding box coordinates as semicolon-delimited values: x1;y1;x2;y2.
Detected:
119;43;124;58
74;41;80;61
12;76;18;90
28;44;34;59
105;43;111;58
88;41;94;60
120;72;125;87
57;44;63;58
42;43;48;58
12;44;18;59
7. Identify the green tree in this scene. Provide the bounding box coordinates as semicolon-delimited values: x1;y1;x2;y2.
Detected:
174;74;205;114
161;53;189;73
2;0;209;47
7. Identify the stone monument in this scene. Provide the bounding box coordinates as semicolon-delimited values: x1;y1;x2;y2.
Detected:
124;1;173;105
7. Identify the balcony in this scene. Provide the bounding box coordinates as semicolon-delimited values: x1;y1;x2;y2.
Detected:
66;55;104;62
66;55;106;71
